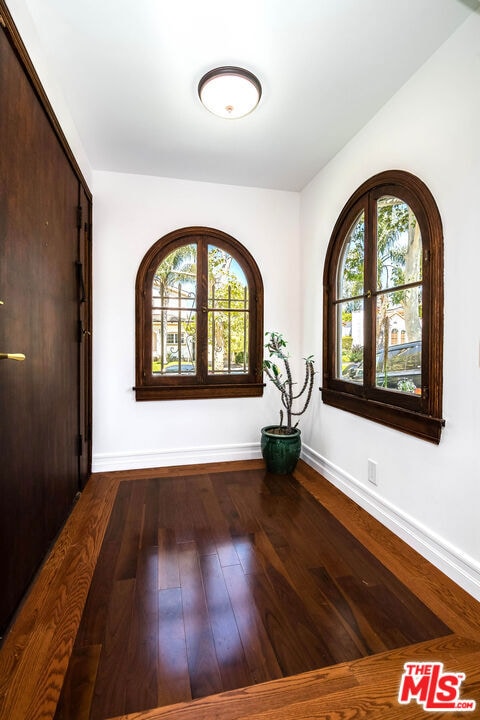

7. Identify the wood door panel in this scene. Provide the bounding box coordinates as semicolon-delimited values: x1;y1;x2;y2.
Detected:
0;20;83;634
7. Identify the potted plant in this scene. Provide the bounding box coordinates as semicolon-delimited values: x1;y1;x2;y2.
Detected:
261;331;315;474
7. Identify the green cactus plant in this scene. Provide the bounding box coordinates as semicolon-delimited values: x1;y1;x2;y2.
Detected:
263;331;315;433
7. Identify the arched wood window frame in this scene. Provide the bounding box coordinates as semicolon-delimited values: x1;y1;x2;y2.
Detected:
135;226;264;400
322;170;445;443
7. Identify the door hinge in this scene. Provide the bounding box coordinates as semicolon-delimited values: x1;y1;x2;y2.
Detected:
77;434;83;457
78;320;91;342
422;386;429;399
424;249;431;263
76;205;83;230
76;261;86;303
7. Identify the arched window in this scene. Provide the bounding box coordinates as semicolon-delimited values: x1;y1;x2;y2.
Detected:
322;171;444;442
135;226;264;400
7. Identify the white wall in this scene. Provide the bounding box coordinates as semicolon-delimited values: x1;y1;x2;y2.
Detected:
92;171;301;469
300;13;480;598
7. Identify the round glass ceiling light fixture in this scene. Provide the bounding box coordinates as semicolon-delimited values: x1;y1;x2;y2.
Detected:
198;66;262;119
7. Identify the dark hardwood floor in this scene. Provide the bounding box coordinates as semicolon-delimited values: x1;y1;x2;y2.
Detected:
55;468;451;719
1;459;479;720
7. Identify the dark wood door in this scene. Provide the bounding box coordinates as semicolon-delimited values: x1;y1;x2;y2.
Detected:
0;16;90;635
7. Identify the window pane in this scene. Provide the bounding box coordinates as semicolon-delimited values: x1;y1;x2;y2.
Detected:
377;197;422;291
208;245;249;374
208;311;249;374
153;243;196;305
338;212;364;300
152;243;197;372
375;288;422;394
153;312;196;374
336;299;364;382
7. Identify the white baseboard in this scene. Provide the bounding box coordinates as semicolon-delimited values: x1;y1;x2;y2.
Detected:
92;442;263;473
301;444;480;603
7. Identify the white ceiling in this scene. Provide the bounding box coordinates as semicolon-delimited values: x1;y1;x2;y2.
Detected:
11;0;479;191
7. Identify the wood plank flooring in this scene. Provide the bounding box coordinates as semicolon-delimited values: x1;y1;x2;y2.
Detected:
1;459;479;720
56;467;452;719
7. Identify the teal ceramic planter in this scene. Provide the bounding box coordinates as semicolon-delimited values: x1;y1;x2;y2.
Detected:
261;425;301;475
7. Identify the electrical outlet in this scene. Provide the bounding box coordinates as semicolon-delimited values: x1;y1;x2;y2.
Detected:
368;459;377;485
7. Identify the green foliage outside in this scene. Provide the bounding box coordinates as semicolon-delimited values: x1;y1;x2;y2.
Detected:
342;335;353;356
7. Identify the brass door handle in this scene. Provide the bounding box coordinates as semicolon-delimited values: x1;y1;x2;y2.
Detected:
0;353;26;361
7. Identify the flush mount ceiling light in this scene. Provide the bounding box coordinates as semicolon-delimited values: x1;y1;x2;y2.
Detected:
198;66;262;119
